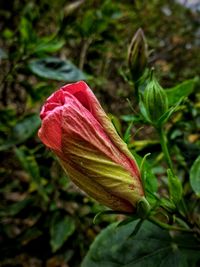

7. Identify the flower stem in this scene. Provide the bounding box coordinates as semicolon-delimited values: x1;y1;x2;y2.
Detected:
157;126;174;174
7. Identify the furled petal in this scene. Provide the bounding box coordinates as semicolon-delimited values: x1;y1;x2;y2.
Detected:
61;81;140;178
38;106;62;152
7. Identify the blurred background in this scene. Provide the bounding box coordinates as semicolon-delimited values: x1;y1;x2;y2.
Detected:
0;0;200;266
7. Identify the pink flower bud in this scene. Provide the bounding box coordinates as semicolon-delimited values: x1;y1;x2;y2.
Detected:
38;81;144;213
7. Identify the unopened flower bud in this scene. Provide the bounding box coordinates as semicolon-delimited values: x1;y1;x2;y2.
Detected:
128;28;148;82
38;81;145;213
144;71;168;124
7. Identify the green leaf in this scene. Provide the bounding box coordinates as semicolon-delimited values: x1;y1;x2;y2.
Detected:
19;227;42;245
159;198;176;211
81;220;200;267
0;114;40;151
167;169;183;206
0;198;33;217
15;147;40;181
19;17;37;44
50;212;76;252
158;99;182;126
165;78;197;106
190;155;200;196
120;114;143;123
13;114;40;141
29;57;86;81
15;147;49;201
33;38;65;54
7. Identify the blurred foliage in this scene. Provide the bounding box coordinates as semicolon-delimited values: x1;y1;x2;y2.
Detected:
0;0;200;266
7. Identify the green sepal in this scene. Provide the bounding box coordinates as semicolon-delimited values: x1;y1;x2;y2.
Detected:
93;210;131;224
136;196;151;219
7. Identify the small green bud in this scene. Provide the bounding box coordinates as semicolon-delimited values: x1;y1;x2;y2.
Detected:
128;28;148;82
144;71;168;124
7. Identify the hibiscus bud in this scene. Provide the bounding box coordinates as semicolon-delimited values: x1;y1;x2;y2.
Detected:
38;81;144;213
144;71;168;124
128;28;148;82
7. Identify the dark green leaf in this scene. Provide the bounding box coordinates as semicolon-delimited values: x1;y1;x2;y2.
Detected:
13;114;40;142
0;48;7;59
50;212;76;252
82;220;200;267
29;57;86;81
165;78;197;106
15;147;49;201
0;114;40;151
15;147;40;181
19;227;42;245
0;198;33;217
190;155;200;196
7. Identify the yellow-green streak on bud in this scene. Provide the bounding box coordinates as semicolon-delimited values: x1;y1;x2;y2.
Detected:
128;28;148;82
144;72;168;124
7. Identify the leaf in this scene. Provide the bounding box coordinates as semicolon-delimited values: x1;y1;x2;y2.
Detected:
15;147;48;201
19;17;37;44
167;169;183;206
158;99;183;126
0;48;7;59
120;114;143;123
29;57;86;81
19;227;43;246
159;198;176;211
0;198;33;217
81;220;200;267
33;38;65;54
0;114;40;151
50;212;76;252
165;78;197;106
15;148;40;181
190;155;200;196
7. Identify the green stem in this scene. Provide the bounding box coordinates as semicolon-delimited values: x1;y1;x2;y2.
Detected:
157;126;174;174
148;216;194;233
134;80;140;103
